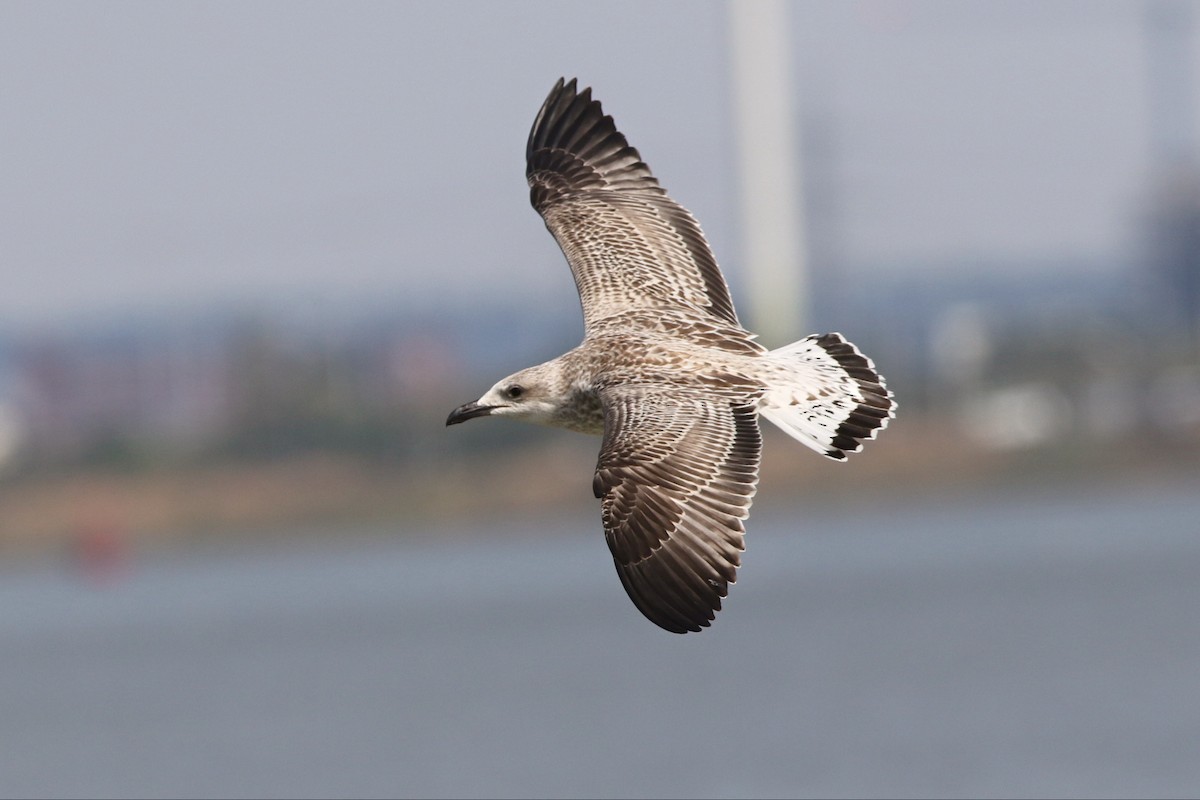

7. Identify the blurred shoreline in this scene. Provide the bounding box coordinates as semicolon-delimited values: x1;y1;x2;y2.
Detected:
2;418;1195;560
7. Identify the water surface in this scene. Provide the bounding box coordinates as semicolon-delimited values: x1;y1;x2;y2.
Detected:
2;483;1197;798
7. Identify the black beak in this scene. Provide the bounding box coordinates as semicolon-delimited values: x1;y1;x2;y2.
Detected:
446;401;497;426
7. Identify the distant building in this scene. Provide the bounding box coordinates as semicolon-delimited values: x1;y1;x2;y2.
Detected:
1141;0;1200;343
1144;168;1200;342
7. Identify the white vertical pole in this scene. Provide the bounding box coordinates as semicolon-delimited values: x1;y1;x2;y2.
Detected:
728;0;808;346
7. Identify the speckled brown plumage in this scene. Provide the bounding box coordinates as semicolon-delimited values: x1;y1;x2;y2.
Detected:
447;78;896;634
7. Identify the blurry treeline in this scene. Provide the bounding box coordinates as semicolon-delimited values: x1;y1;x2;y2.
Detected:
0;304;570;477
1;237;1198;484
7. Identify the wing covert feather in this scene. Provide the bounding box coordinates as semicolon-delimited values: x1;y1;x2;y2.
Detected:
527;78;740;331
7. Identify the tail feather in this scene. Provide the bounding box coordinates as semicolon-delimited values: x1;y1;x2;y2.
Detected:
758;333;895;461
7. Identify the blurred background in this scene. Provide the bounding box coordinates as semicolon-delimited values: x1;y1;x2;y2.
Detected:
1;1;1198;797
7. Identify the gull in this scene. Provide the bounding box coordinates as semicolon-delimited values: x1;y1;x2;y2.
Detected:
447;78;895;633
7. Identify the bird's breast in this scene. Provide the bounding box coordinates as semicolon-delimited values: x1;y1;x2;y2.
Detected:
554;388;606;435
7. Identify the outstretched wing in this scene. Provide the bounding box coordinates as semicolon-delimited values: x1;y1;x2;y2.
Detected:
593;386;762;633
526;77;741;333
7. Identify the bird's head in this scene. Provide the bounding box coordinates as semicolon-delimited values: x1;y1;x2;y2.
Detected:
445;363;565;427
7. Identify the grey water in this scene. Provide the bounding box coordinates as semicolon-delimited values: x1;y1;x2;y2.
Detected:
1;482;1198;799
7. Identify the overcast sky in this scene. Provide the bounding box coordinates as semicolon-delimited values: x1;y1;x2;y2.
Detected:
1;1;1191;329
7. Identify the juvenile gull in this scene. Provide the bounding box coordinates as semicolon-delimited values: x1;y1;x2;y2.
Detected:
447;78;895;634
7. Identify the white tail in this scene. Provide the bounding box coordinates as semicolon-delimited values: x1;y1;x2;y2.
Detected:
758;333;895;461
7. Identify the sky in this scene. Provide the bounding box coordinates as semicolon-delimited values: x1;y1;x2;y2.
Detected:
1;1;1192;329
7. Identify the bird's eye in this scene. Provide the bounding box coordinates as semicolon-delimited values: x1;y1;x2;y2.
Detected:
505;385;524;400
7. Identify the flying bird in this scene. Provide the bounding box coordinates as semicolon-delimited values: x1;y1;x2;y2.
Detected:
447;78;894;633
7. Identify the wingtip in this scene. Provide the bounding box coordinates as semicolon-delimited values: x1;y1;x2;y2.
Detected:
547;76;580;104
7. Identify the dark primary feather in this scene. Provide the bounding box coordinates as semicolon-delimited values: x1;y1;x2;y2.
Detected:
526;77;741;332
593;386;762;634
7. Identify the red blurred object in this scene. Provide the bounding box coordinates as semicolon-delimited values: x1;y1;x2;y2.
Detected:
72;519;131;587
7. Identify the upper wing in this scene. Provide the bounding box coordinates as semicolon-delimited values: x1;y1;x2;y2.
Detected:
526;78;740;333
593;386;762;633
